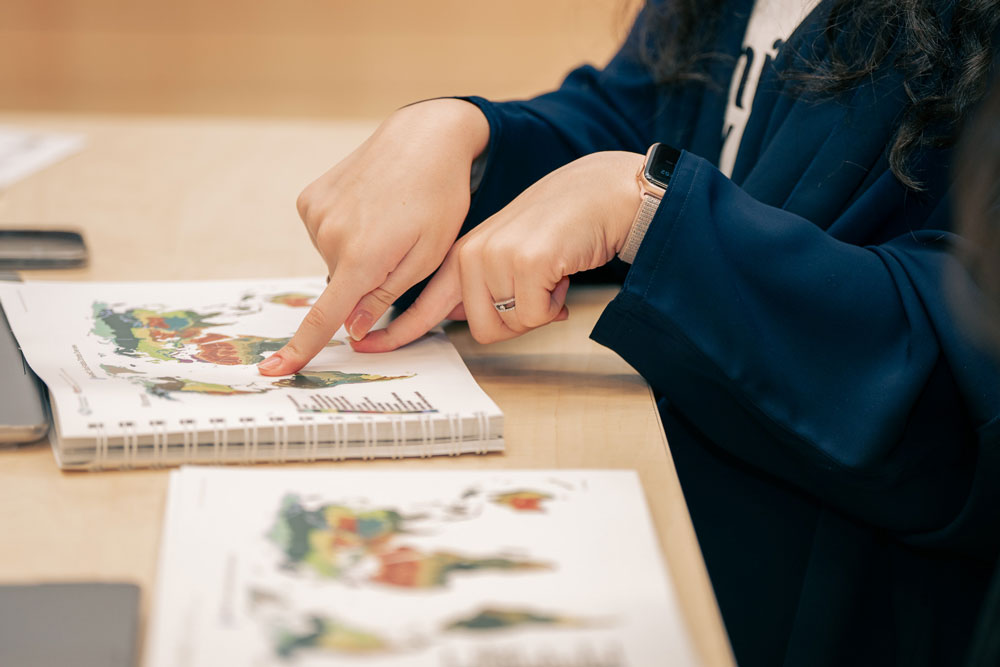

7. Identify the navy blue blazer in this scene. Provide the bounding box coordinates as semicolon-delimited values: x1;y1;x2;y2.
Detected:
400;1;1000;664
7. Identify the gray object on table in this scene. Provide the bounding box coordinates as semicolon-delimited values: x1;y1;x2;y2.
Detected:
0;272;49;444
0;582;140;667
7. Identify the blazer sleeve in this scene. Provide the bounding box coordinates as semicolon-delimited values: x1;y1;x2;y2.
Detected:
457;7;660;232
395;7;663;307
591;150;1000;559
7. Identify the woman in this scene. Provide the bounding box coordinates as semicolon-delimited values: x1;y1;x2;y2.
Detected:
260;2;1000;664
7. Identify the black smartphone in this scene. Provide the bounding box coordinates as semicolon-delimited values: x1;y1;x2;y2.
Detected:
0;296;48;445
0;229;87;269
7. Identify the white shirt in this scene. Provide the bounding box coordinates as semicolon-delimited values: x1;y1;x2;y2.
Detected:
718;0;822;177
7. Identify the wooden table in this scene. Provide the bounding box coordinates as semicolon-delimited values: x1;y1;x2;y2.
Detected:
0;113;734;667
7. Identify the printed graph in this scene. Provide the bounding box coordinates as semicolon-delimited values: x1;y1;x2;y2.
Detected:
288;390;438;414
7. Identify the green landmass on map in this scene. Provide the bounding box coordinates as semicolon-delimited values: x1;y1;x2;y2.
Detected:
268;495;550;589
91;299;410;401
117;366;401;401
99;364;139;376
92;301;346;366
271;370;411;390
275;616;389;658
271;607;589;660
138;376;270;400
92;302;227;362
444;608;582;632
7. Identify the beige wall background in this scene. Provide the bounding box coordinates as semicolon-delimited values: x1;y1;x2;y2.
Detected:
0;0;640;119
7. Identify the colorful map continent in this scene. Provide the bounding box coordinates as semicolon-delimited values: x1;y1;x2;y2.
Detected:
92;301;343;366
190;334;289;365
103;368;405;400
445;608;582;632
491;490;554;512
271;370;410;390
268;292;315;308
99;364;136;376
373;545;549;588
269;495;550;589
275;616;389;658
271;607;587;660
138;376;268;399
92;302;226;362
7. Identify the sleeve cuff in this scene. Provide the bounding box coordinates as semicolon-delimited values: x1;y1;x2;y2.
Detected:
603;150;699;300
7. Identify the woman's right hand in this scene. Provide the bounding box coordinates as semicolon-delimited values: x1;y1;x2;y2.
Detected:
259;98;490;376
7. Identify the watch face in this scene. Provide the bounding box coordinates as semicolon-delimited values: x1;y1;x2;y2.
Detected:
644;144;682;189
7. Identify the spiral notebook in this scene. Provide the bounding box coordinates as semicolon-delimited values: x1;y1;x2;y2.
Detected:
146;467;699;667
0;277;503;469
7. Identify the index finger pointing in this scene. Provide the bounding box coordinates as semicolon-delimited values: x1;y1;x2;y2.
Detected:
258;273;364;376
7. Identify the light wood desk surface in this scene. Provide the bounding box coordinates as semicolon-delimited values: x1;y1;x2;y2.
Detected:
0;113;734;667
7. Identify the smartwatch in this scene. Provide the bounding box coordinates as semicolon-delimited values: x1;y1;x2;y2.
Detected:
618;143;681;264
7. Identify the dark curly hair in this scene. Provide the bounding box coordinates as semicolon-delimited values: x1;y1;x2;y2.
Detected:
641;0;1000;190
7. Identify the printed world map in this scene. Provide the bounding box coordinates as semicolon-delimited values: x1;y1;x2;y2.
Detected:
90;291;409;399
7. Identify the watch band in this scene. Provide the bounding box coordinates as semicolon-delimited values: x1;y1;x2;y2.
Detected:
618;193;660;264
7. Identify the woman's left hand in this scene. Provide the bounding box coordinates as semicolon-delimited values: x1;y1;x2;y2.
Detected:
351;150;644;352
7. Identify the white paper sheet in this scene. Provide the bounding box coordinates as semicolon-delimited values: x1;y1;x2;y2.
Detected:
146;467;699;667
0;127;85;189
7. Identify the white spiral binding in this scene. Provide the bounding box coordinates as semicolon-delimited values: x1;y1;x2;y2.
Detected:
323;415;342;461
396;417;403;458
150;419;167;468
310;416;321;462
240;417;257;464
87;410;490;467
209;418;226;463
330;417;342;462
271;417;288;464
361;416;375;461
180;419;197;462
341;416;351;461
119;420;137;468
449;413;462;456
89;422;108;470
390;415;403;460
476;411;488;455
300;417;316;462
419;413;434;458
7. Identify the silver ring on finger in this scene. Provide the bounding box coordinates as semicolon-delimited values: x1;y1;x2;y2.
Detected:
493;297;516;313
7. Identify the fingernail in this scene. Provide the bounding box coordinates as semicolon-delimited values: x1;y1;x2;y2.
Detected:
258;354;284;373
347;311;374;341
